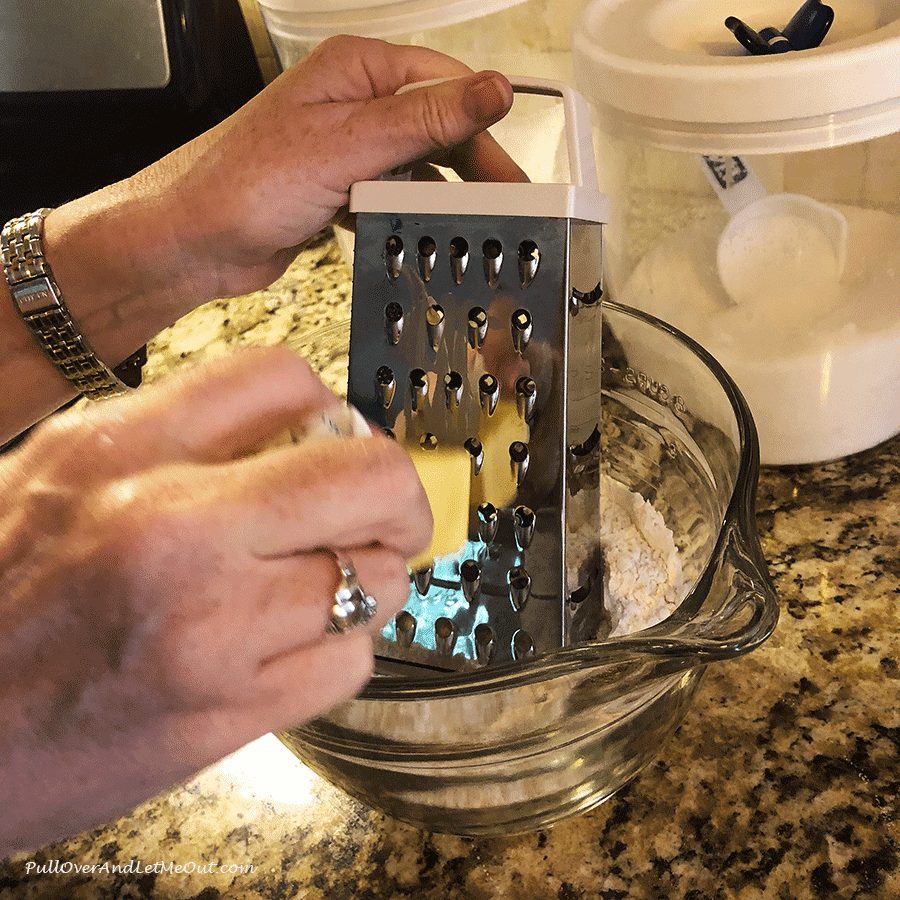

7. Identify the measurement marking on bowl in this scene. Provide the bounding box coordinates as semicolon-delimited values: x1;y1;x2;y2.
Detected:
609;363;691;417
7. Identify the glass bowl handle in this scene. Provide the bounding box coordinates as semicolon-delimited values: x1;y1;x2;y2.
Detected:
623;521;780;663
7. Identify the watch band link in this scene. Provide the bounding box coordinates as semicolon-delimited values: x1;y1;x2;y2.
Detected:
2;209;139;401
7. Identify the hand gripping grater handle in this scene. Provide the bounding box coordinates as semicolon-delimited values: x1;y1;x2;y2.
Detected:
353;78;609;223
348;79;607;676
390;76;600;193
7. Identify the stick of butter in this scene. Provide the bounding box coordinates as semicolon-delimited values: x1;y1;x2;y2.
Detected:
407;440;471;571
268;405;466;571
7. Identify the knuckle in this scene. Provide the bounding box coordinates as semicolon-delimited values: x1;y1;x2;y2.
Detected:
378;553;411;603
91;475;187;567
367;440;417;496
313;34;371;64
24;406;129;475
255;343;309;374
252;346;327;399
16;477;81;533
419;90;458;151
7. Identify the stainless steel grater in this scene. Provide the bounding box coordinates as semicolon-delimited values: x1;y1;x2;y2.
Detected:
347;80;609;675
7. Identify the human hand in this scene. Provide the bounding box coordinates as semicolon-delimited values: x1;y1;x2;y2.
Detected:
0;346;431;855
46;36;525;318
1;37;525;440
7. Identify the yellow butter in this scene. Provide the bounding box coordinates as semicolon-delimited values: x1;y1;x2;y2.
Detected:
472;401;529;510
408;444;471;570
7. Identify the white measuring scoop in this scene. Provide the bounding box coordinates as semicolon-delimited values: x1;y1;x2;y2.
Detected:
700;156;849;308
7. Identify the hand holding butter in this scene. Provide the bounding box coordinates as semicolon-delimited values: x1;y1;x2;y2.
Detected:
275;402;473;572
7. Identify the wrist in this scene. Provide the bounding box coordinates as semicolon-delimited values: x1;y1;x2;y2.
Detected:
41;181;213;363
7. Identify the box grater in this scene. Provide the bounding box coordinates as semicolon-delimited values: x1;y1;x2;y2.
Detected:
348;80;608;675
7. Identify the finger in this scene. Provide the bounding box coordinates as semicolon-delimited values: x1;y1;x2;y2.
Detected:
442;131;530;184
165;633;375;758
341;546;411;631
328;71;515;188
211;436;433;562
253;632;374;734
118;346;339;463
294;36;474;103
247;548;411;660
410;162;450;183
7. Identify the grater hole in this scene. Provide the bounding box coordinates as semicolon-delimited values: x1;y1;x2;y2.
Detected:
420;432;439;451
384;301;404;344
464;437;484;476
510;441;529;463
468;306;489;350
385;235;405;280
418;236;436;282
514;505;536;550
483;238;502;260
518;240;540;287
509;568;531;591
474;623;495;664
444;371;464;410
483;239;504;287
479;373;499;394
515;375;537;421
409;368;429;412
460;560;482;605
450;237;469;259
413;566;433;596
510;440;530;486
395;611;417;648
477;502;500;545
450;237;469;284
435;617;457;655
511;309;533;355
512;629;535;659
478;373;500;416
375;366;396;410
426;304;445;352
518;239;539;262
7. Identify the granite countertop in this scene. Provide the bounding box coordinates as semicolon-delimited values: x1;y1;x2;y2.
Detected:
1;233;897;899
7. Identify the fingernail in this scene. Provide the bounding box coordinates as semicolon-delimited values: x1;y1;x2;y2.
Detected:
464;72;510;122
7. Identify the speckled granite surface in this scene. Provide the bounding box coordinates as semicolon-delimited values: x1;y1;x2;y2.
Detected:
1;233;897;900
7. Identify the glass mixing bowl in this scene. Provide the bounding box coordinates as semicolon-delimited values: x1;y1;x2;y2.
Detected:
279;300;779;836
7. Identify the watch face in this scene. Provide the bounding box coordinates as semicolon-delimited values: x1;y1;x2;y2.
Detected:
0;0;170;93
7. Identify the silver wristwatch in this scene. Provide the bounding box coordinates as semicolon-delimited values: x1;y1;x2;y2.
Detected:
1;209;144;400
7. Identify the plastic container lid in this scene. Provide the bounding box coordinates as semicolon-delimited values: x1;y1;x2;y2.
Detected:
573;0;900;153
257;0;528;38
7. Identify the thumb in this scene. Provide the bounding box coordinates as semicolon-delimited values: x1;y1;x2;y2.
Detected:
336;71;515;184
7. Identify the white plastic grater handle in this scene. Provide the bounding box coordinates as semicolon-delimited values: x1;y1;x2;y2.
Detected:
393;76;600;192
352;76;608;222
503;77;600;194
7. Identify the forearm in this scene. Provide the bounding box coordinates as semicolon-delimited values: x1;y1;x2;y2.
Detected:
0;183;212;443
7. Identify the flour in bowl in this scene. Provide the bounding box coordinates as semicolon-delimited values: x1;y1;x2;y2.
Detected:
600;475;684;636
569;474;685;637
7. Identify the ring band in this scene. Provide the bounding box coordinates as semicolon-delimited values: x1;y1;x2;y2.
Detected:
326;553;378;635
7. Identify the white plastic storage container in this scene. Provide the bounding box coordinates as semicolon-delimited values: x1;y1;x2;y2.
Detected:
256;0;588;184
574;0;900;465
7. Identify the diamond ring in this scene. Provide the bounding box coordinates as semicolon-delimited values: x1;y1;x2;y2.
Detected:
326;553;378;635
